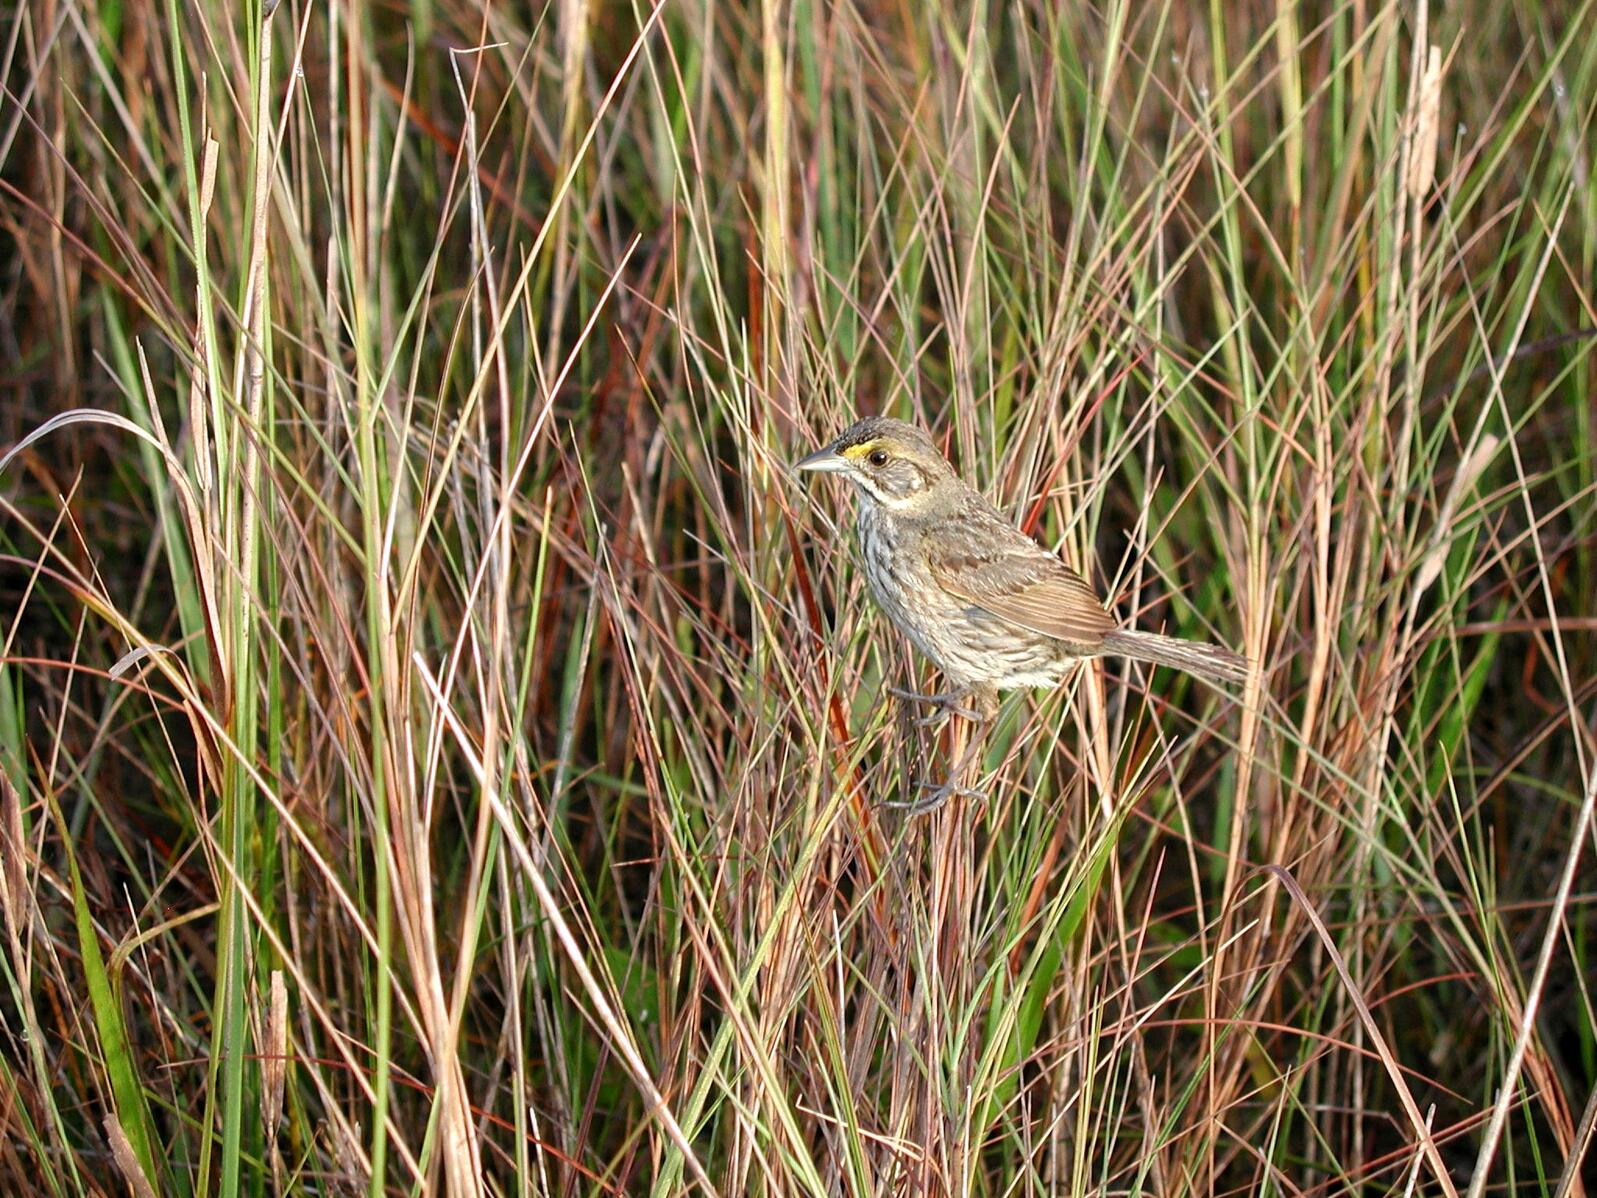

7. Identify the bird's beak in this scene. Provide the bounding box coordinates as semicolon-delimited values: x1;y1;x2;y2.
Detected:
793;445;850;474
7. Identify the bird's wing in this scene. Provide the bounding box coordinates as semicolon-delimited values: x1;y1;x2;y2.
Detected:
927;520;1115;645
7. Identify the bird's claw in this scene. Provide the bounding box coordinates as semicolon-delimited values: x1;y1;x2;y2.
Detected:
883;778;986;816
887;686;983;724
913;705;982;727
887;685;963;705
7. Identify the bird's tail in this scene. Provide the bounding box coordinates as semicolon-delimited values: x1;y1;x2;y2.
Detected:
1098;628;1250;685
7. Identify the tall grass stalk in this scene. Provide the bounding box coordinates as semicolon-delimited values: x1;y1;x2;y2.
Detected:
2;0;1595;1194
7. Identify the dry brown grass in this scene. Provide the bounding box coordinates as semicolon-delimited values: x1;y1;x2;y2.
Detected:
2;0;1595;1194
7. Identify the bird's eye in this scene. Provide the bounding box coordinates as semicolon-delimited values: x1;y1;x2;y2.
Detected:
867;449;889;467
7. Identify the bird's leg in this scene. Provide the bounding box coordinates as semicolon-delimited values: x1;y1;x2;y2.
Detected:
886;684;970;707
886;735;986;814
887;691;995;815
887;684;985;726
888;774;984;816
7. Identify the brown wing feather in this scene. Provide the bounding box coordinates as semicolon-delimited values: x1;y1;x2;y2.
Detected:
927;519;1114;645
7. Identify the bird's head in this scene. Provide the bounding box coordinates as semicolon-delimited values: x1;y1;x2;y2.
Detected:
794;417;956;510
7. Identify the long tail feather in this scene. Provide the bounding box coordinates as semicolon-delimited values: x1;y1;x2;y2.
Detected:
1098;628;1250;685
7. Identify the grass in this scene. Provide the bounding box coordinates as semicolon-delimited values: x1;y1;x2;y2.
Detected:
2;0;1595;1193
